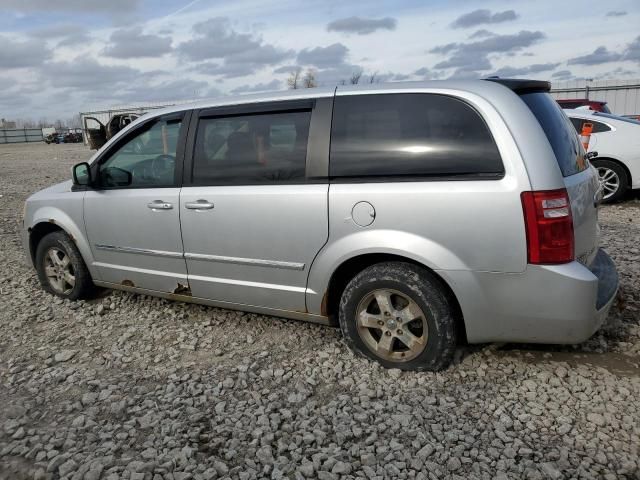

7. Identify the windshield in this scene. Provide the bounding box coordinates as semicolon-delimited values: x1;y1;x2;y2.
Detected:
521;92;586;177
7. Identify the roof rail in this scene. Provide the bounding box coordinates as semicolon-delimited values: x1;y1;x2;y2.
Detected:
483;78;551;94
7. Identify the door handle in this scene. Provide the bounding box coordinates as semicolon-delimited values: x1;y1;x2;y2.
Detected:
147;200;173;210
185;200;215;210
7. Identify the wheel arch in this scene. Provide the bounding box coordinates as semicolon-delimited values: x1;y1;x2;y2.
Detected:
27;209;97;279
29;221;64;265
323;253;467;343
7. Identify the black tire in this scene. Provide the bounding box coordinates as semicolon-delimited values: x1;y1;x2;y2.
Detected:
338;262;457;371
592;159;629;204
35;231;94;300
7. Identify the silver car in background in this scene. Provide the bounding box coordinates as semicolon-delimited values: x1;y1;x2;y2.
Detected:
22;79;618;371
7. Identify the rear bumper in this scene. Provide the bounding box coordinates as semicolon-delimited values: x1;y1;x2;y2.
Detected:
589;249;618;310
443;248;618;344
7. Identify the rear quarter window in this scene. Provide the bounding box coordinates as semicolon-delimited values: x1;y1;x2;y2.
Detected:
521;92;586;177
330;93;503;179
569;118;611;134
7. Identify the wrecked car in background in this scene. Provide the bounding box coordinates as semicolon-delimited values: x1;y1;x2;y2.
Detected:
85;113;140;150
44;129;83;144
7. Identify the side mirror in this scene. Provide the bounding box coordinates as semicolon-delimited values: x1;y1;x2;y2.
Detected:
72;162;92;186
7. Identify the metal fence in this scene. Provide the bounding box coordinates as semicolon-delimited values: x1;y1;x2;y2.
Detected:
550;79;640;116
0;128;43;144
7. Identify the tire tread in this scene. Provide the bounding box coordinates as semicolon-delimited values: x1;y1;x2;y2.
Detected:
338;261;457;371
35;231;94;300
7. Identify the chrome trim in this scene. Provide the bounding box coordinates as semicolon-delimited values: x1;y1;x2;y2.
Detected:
94;244;183;259
184;252;305;270
94;244;305;270
187;273;307;293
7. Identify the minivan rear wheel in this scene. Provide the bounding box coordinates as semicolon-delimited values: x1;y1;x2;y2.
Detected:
592;159;628;203
338;262;457;371
35;231;94;300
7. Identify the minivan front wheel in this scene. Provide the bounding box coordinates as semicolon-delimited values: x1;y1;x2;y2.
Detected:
592;159;628;203
35;231;93;300
339;262;457;371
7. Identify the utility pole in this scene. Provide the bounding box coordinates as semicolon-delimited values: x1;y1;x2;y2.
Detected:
585;78;593;100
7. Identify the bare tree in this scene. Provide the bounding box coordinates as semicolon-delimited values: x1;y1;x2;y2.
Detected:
67;114;82;128
287;69;301;89
350;70;363;85
15;118;36;128
303;69;317;88
369;71;379;84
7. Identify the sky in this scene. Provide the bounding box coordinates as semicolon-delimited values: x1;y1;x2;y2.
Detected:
0;0;638;121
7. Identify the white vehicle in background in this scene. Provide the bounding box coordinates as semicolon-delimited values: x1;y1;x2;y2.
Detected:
564;109;640;202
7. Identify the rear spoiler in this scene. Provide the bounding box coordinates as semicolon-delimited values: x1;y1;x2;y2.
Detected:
483;78;551;94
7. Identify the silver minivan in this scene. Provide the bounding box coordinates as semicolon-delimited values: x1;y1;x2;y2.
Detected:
22;79;618;371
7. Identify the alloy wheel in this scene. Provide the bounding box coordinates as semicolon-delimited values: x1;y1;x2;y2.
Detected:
43;247;75;295
356;288;428;362
597;167;620;200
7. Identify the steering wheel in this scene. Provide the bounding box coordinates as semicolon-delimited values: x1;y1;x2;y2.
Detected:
151;155;175;179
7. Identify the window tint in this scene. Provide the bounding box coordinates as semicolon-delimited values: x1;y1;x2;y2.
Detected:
330;93;503;178
569;117;584;132
98;118;182;188
521;92;587;177
192;110;311;185
590;120;611;133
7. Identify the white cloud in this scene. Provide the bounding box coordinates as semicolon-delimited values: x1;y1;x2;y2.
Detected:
327;16;397;35
1;0;639;120
103;28;172;59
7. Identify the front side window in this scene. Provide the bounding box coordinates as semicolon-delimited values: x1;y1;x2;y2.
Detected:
98;117;182;188
192;110;311;185
330;93;503;178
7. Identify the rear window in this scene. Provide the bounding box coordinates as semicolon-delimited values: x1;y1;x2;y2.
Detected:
557;100;611;114
521;92;586;177
599;104;612;114
330;93;503;179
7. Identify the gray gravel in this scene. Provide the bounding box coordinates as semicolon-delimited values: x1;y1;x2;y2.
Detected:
1;142;639;480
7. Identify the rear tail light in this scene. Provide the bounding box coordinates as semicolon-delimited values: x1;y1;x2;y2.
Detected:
521;189;574;264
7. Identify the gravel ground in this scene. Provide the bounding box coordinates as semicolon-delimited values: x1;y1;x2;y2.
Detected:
1;142;639;480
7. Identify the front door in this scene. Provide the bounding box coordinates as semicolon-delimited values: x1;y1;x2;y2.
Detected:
180;101;329;312
84;112;189;292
